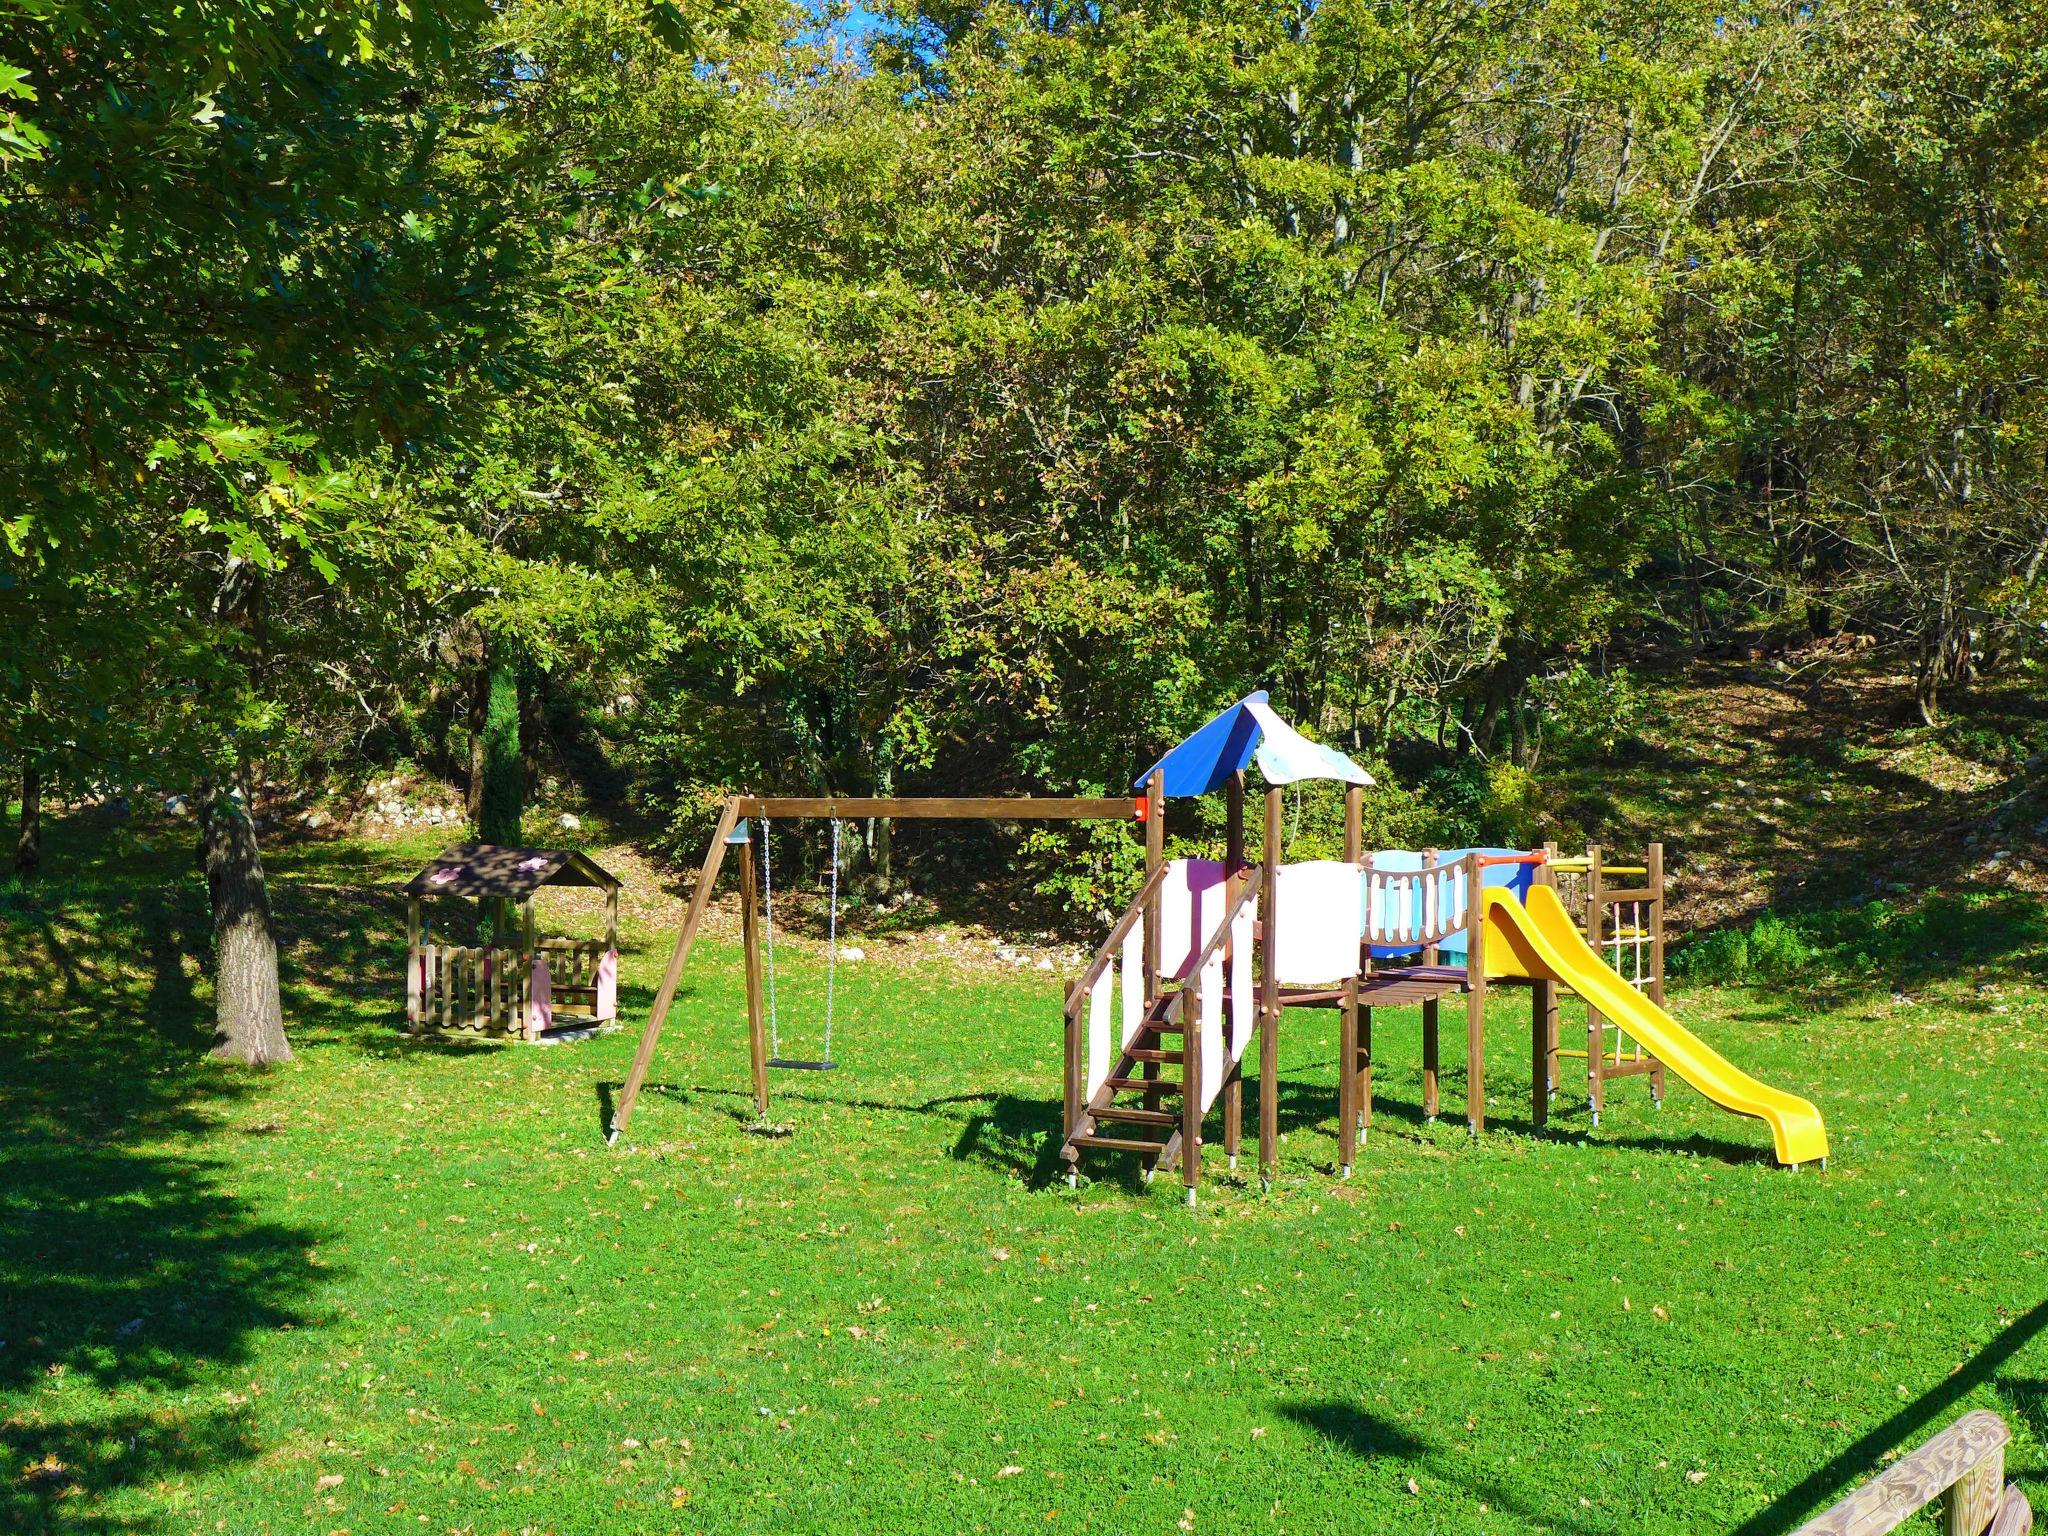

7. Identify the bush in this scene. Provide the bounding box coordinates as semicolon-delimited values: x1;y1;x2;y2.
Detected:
1479;761;1543;846
1671;893;2048;985
1673;911;1814;983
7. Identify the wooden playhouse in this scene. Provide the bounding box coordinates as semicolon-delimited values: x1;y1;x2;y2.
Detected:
403;843;620;1039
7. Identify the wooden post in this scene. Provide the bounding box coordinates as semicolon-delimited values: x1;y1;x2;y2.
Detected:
405;896;422;1030
490;938;505;1032
517;898;535;1039
1225;771;1245;873
1142;770;1166;1114
1259;785;1282;1184
1647;842;1667;1105
1946;1444;2005;1536
1465;851;1487;1136
1223;1063;1242;1167
1062;981;1082;1143
1338;783;1362;1176
739;827;769;1118
1585;843;1605;1126
610;798;741;1141
1143;770;1165;994
1530;977;1553;1129
1540;844;1560;1095
1360;1007;1373;1142
1421;848;1439;1123
1225;769;1246;1162
605;885;619;953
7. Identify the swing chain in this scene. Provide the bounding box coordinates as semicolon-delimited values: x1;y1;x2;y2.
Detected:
762;816;781;1058
760;814;840;1070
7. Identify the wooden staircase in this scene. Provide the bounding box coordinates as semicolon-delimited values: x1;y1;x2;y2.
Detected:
1063;991;1190;1179
1058;860;1262;1197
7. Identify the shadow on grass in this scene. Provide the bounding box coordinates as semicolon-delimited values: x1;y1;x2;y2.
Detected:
0;880;327;1533
1278;1398;1601;1533
1264;1053;1778;1170
1279;1400;1426;1461
1731;1297;2048;1534
633;1079;1075;1184
0;1407;265;1534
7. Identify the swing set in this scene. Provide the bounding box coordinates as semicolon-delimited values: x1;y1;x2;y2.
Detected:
608;795;1142;1142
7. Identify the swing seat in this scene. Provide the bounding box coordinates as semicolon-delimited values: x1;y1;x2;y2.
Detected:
767;1056;839;1071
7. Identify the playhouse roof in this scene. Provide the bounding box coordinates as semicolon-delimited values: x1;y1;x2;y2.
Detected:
1136;691;1375;797
401;843;619;900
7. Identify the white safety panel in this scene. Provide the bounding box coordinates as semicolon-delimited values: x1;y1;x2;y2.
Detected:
1272;861;1366;984
1228;900;1254;1061
1158;858;1230;981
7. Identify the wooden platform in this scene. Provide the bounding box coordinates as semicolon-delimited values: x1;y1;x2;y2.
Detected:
1358;963;1469;1005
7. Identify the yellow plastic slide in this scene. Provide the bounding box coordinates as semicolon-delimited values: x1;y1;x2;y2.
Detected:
1482;886;1829;1167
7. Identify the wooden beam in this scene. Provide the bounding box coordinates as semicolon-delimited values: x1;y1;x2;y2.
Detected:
734;796;1137;821
610;798;742;1142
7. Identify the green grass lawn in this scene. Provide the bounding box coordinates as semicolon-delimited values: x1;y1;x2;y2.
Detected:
3;820;2045;1534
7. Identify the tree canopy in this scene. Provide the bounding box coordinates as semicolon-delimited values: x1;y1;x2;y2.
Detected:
6;0;2046;1039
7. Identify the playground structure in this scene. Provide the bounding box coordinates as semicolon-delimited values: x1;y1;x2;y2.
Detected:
607;693;1828;1193
403;843;621;1040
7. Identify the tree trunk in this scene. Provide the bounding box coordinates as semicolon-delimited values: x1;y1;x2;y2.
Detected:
200;778;292;1065
1472;665;1513;757
14;761;40;880
465;663;488;823
476;656;523;846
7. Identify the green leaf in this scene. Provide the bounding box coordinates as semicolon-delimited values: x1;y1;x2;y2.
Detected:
644;1;692;53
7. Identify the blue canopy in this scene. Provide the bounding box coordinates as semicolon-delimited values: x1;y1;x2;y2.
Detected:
1136;692;1374;797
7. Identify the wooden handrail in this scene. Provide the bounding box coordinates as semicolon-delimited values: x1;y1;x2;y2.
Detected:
1363;859;1464;948
1067;862;1172;1013
1791;1410;2021;1536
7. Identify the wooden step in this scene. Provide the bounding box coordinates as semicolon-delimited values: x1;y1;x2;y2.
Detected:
1093;1106;1177;1128
1127;1048;1184;1063
1103;1075;1182;1093
1070;1133;1168;1155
